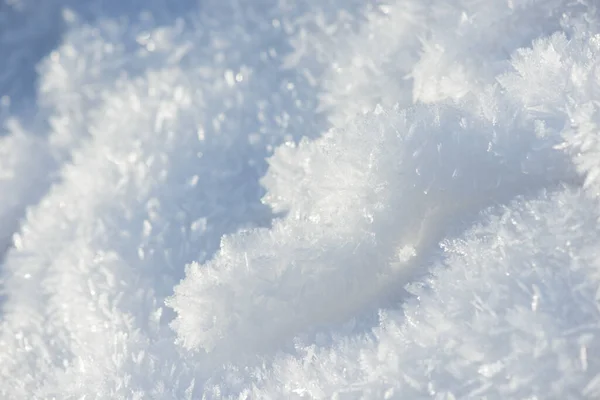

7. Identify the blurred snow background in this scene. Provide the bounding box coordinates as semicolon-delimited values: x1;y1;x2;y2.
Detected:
1;0;600;398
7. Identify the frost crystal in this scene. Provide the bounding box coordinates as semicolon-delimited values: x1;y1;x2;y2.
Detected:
1;0;600;398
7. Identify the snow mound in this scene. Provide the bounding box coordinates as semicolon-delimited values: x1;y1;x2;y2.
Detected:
168;100;571;358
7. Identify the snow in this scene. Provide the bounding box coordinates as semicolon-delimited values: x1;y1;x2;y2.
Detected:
1;0;600;398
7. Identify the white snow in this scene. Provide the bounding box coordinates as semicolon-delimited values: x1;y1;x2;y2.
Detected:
1;0;600;398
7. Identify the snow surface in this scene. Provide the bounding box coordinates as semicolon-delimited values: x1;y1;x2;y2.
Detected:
1;0;600;398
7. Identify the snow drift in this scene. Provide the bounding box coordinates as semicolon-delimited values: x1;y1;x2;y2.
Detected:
1;0;600;398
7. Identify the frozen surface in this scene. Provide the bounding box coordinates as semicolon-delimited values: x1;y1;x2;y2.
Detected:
1;0;600;398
